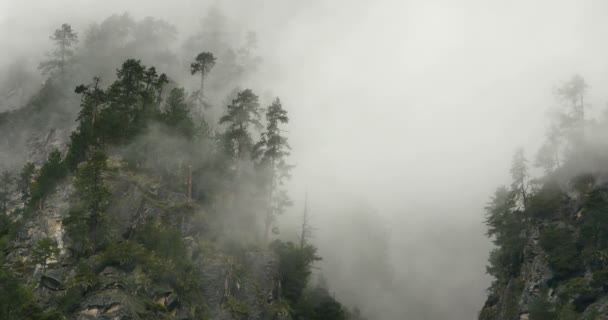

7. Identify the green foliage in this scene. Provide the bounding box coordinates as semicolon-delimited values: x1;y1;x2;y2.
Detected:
526;180;564;220
558;303;578;320
133;222;187;261
190;51;216;96
558;278;600;312
254;98;290;167
65;59;170;167
0;268;66;319
64;149;111;256
529;287;556;320
271;240;321;304
294;285;347;320
579;190;608;250
591;269;608;292
99;240;150;272
58;261;98;313
65;77;105;171
0;170;13;214
539;227;582;279
191;52;217;77
161;88;195;138
510;148;529;208
74;149;111;250
94;222;206;318
62;204;91;257
18;162;35;208
220;89;262;160
39;23;78;76
30;149;67;207
32;237;60;271
313;298;346;320
0;213;20;257
226;295;249;317
253;98;293;237
484;187;525;279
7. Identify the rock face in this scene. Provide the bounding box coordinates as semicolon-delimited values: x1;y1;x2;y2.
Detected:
479;221;570;320
479;184;608;320
3;154;289;320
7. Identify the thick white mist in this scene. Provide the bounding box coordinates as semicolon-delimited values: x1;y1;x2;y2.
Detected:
4;1;608;318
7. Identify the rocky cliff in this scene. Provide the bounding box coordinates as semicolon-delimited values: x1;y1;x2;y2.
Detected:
1;128;289;320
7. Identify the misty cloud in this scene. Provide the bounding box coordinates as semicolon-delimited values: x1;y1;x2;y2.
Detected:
3;1;608;319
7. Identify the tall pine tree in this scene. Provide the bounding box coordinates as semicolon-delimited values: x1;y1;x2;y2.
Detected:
254;98;292;240
39;23;78;76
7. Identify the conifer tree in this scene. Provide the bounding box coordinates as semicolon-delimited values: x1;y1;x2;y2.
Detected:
30;149;66;209
219;89;262;163
18;162;35;209
100;59;168;142
66;77;106;171
32;237;59;272
190;52;216;97
254;98;292;240
162;88;195;139
0;171;13;215
39;23;78;76
74;149;110;250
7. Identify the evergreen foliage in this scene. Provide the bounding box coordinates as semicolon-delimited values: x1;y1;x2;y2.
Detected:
220;89;262;161
30;149;67;208
270;240;322;311
0;16;355;319
18;162;35;208
39;23;78;76
31;237;60;272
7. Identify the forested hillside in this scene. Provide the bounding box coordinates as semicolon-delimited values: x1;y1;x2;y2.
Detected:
480;76;608;319
0;15;363;320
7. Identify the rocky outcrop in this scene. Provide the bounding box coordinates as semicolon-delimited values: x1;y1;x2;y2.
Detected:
3;161;288;320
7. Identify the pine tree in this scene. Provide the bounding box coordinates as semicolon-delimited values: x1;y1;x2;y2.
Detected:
0;171;13;215
484;187;524;279
66;77;106;171
162;88;195;138
30;149;66;209
74;149;110;250
39;23;78;76
100;59;168;143
18;162;35;209
254;98;292;240
219;89;262;163
32;237;59;272
190;52;216;97
141;67;168;115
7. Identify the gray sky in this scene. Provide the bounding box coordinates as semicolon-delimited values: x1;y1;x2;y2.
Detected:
3;0;608;318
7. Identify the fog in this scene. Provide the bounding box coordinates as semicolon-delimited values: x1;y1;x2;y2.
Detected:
3;1;608;319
